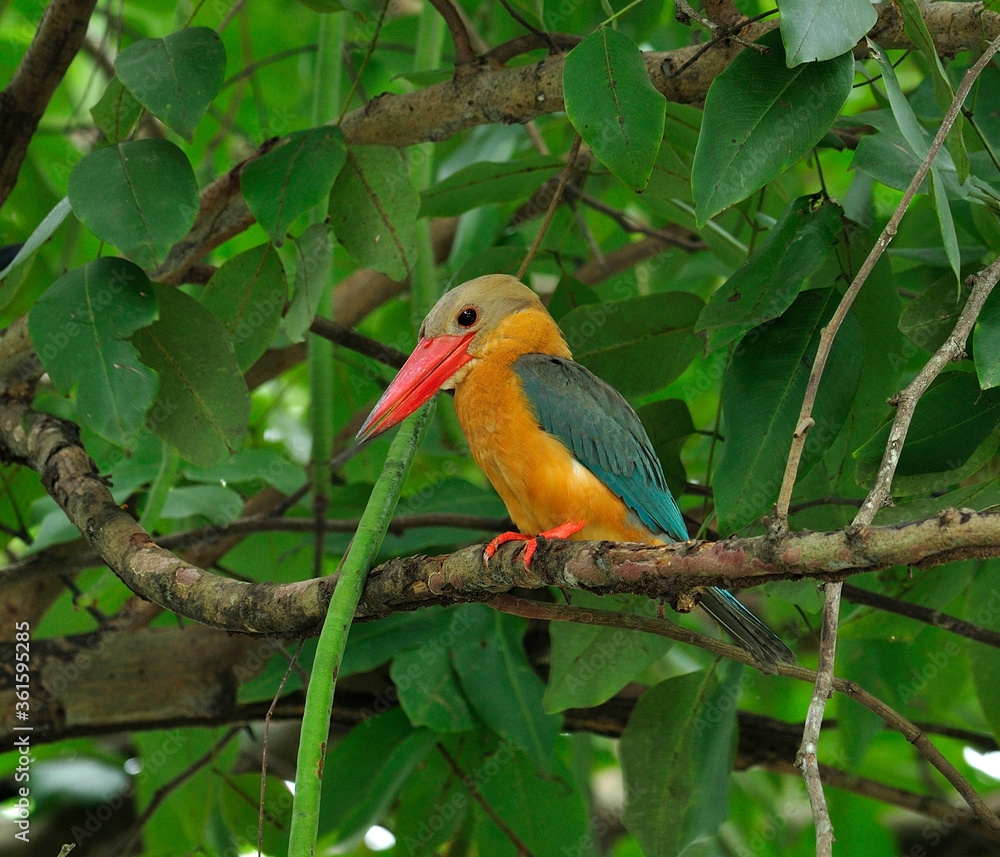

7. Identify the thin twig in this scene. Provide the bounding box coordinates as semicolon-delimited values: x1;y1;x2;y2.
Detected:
498;0;556;53
487;594;1000;838
120;727;241;854
842;583;1000;648
775;36;1000;530
767;36;1000;856
518;135;582;279
428;0;477;69
259;641;303;856
437;742;537;856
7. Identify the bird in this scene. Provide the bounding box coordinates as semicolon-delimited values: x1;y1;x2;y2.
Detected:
357;274;793;669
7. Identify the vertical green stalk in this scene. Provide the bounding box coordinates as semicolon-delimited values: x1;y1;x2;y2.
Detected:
408;6;445;321
287;403;433;857
308;12;346;573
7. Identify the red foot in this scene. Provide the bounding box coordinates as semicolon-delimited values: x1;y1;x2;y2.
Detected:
483;520;587;569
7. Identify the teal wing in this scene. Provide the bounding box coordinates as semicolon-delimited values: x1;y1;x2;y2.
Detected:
512;353;794;669
512;353;687;541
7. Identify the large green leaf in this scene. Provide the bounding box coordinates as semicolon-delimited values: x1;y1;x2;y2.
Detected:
200;242;287;370
854;371;1000;484
451;605;560;774
133;283;251;466
900;274;967;353
696;197;843;353
29;258;158;447
872;45;961;285
67;139;198;269
241;127;347;245
329;145;418;279
620;663;740;856
543;592;672;713
563;26;665;192
692;30;854;225
115;27;226;141
475;746;593;857
828;244;902;493
560;292;704;400
975;282;1000;389
778;0;876;66
391;647;474;733
637;397;695;499
317;707;438;849
715;289;863;534
895;0;969;183
419;156;563;217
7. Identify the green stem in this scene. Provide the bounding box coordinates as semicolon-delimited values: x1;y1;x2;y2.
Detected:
286;402;433;857
408;6;445;322
307;11;346;574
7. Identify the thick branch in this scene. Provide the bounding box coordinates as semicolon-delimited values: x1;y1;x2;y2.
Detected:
0;0;99;207
6;398;1000;635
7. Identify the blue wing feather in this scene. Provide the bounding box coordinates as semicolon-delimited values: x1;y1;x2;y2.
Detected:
512;354;688;541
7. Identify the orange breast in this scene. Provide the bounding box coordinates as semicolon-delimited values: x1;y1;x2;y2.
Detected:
453;309;658;544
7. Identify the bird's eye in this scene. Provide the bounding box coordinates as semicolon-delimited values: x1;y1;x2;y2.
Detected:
456;307;478;327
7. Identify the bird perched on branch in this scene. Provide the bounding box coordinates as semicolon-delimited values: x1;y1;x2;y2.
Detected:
358;274;793;669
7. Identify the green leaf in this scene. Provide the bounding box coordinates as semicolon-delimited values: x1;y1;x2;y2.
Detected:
285;222;332;342
560;292;705;400
543;592;672;713
330;145;418;279
341;608;458;677
68;139;198;269
391;647;475;733
241;127;347;245
451;605;560;774
696;197;843;353
160;484;244;525
0;196;72;282
115;27;226;141
183;447;306;495
29;258;158;447
620;663;740;856
975;286;1000;389
394;735;472;855
828;244;902;493
967;564;1000;743
900;273;967;353
90;79;142;143
200;242;287;370
637;398;695;498
854;371;1000;481
133;283;251;466
872;44;961;285
895;0;969;183
317;708;438;849
476;745;593;857
778;0;876;66
715;289;863;534
692;30;854;225
419;156;564;217
563;26;665;191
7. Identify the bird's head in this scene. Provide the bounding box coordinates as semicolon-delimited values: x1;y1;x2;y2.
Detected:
356;274;547;441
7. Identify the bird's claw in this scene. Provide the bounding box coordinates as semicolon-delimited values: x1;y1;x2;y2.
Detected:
483;521;587;569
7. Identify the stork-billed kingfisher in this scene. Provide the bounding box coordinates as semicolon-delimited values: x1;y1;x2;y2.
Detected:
358;274;793;668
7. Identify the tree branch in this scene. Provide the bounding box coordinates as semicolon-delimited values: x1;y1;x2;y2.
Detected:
427;0;477;70
7;396;1000;637
0;0;100;207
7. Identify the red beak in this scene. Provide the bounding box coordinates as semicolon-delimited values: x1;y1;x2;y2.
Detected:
357;332;475;442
